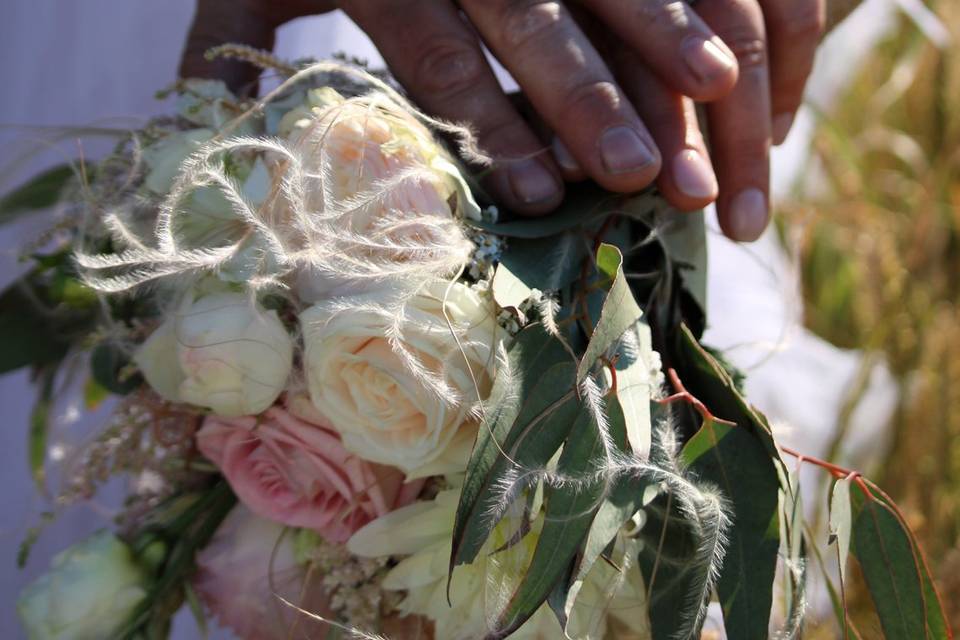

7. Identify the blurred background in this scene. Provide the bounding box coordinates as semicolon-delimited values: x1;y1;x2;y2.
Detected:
0;0;955;637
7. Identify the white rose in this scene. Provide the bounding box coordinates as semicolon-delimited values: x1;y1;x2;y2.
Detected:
17;531;149;640
135;292;293;416
300;282;502;477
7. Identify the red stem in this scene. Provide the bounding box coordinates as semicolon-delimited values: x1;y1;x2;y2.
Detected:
780;445;873;499
656;368;737;427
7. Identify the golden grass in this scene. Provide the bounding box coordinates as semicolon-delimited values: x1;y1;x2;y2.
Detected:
781;2;960;631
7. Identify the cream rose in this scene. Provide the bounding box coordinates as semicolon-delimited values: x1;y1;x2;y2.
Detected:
279;88;479;301
135;292;293;416
300;282;502;477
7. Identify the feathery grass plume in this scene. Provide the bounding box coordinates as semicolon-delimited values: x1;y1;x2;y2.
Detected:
78;80;477;301
602;420;730;640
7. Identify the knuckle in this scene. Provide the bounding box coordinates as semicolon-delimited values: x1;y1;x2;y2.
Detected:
499;1;564;48
564;80;623;120
632;1;690;36
478;116;529;146
775;3;826;39
723;29;768;69
412;37;486;99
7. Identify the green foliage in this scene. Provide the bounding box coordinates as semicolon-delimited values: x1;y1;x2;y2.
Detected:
848;481;950;639
450;325;574;569
114;481;236;640
0;164;76;225
493;405;614;637
91;342;142;395
0;280;73;374
28;367;57;493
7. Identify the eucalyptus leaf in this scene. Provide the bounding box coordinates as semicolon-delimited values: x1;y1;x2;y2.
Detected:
91;343;143;395
0;164;75;225
451;362;578;569
850;483;949;639
830;475;853;583
577;244;644;382
451;326;576;570
555;400;651;630
29;367;57;493
497;232;586;293
614;322;659;458
653;209;707;317
0;280;72;373
491;262;533;311
469;183;619;238
494;400;632;637
681;417;780;640
491;406;600;637
637;487;704;639
776;460;806;634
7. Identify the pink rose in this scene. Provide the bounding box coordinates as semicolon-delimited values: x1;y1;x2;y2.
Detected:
194;505;330;640
197;402;422;542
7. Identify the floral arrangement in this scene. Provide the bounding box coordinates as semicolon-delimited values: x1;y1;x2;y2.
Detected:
4;53;951;639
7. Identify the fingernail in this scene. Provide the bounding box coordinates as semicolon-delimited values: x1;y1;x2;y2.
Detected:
672;150;718;199
682;37;736;84
728;188;769;242
772;112;796;145
551;137;581;173
508;158;561;205
599;126;658;174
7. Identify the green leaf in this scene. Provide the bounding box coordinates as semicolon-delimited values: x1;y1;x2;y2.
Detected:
577;244;644;382
491;262;532;310
115;482;236;640
50;273;98;309
451;362;578;570
865;485;950;639
614;322;658;458
0;280;72;373
672;325;796;638
675;325;785;464
494;401;632;636
0;164;75;224
497;232;586;293
850;483;950;640
29;367;57;493
830;476;853;583
83;377;110;410
681;418;780;640
91;342;143;395
805;525;864;640
638;486;704;639
183;583;208;638
469;183;621;238
776;461;806;633
654;208;708;317
554;400;653;631
451;325;576;571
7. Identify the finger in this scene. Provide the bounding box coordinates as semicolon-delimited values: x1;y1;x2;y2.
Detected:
614;52;717;211
344;0;564;214
459;0;662;193
586;0;739;102
180;0;278;94
697;0;772;242
179;0;335;94
759;0;826;143
508;91;587;181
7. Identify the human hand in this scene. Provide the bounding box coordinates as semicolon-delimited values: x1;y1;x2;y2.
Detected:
180;0;825;242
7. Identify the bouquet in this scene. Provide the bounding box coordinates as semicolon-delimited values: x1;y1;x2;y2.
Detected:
4;52;950;639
